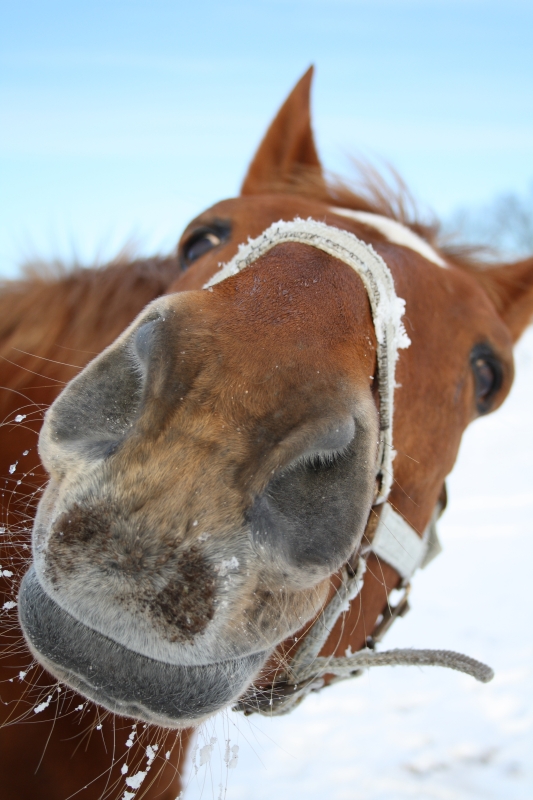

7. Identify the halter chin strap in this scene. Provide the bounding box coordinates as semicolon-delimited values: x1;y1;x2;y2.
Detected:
204;219;494;716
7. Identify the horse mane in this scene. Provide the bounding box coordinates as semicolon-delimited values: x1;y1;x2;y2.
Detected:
1;161;526;377
263;162;505;270
0;252;180;390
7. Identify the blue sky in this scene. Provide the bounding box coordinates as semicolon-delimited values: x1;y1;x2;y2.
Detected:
1;0;532;276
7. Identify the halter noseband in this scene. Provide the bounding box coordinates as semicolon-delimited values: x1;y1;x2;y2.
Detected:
204;218;493;715
205;217;411;502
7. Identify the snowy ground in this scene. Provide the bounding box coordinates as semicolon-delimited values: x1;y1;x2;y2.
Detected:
181;329;533;800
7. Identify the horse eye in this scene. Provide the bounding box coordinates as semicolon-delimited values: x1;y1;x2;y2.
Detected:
471;349;502;413
182;230;222;267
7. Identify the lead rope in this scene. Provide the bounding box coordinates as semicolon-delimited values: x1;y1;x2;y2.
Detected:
234;559;493;716
206;218;494;717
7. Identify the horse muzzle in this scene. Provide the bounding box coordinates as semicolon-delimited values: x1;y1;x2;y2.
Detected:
18;566;268;728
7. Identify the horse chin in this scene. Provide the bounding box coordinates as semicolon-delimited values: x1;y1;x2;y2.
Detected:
18;567;269;729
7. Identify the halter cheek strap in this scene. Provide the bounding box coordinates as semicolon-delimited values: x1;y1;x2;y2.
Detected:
204;219;494;716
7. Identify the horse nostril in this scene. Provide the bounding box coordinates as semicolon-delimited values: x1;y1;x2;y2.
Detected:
247;414;375;584
303;417;356;459
40;335;147;469
134;319;160;364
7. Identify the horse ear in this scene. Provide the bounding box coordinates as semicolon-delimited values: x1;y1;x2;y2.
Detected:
241;66;325;195
475;256;533;342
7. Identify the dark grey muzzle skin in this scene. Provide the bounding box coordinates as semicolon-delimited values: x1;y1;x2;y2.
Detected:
18;567;268;728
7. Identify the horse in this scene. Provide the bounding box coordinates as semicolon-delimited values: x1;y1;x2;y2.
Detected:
2;67;533;799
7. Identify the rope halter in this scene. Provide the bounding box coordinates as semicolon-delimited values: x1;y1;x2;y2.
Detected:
204;218;494;716
205;216;411;502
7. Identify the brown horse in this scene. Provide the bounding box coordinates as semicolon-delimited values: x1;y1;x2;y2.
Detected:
2;67;533;798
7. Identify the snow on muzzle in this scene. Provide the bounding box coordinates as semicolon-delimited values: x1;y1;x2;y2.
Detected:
19;567;268;728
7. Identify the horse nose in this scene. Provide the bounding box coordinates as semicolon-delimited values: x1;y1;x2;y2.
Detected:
246;412;377;585
45;502;217;641
38;309;170;473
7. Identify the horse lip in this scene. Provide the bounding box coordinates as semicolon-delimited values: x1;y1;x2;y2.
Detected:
18;566;268;728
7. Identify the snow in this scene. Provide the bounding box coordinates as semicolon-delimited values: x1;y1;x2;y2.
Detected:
125;771;147;790
225;744;239;770
146;743;158;766
217;557;240;576
119;739;159;797
199;739;216;766
125;726;137;747
182;328;533;800
33;696;52;714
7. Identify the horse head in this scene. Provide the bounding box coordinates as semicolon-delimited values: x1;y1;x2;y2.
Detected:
18;69;533;728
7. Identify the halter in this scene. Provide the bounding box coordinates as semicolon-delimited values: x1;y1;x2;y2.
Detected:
205;218;493;715
205;217;411;502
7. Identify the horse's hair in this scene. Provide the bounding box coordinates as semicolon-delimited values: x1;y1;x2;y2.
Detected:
0;162;520;371
0;252;180;389
256;161;527;269
248;162;533;334
253;161;437;237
